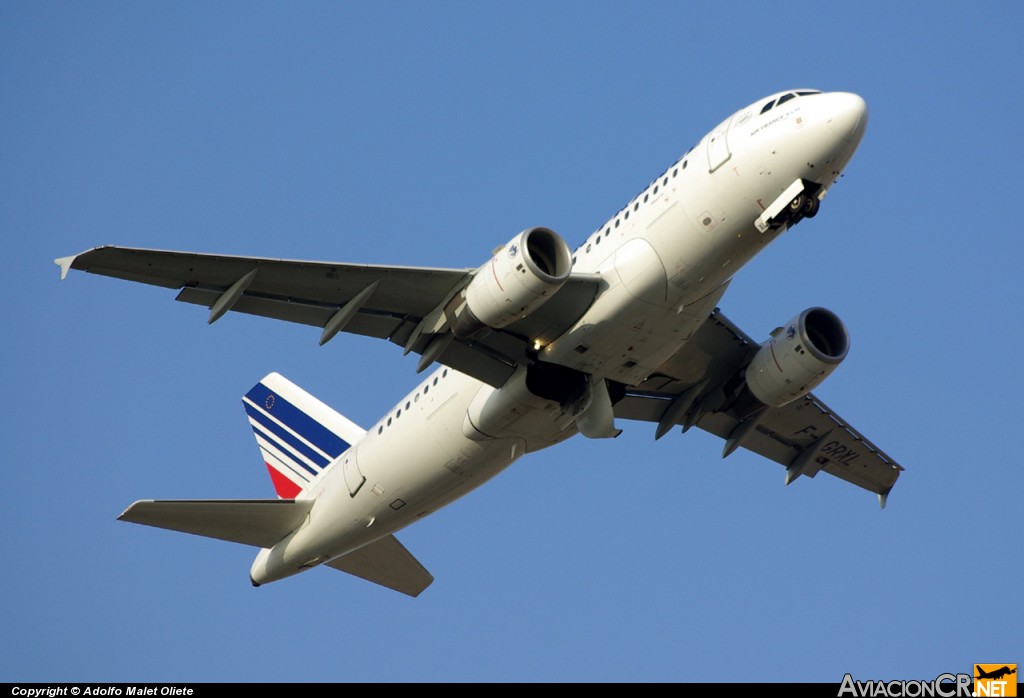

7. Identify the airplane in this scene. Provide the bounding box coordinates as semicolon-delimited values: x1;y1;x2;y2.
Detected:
976;667;1017;681
55;89;903;597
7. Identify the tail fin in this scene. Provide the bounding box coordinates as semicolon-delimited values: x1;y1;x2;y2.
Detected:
243;372;366;498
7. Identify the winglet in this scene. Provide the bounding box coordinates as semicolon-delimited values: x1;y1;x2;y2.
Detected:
878;491;888;510
54;254;77;281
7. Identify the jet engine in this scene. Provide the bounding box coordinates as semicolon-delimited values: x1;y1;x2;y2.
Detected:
451;227;572;338
744;307;849;407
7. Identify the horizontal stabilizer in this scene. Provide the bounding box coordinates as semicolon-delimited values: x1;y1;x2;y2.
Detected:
118;499;312;548
326;534;434;597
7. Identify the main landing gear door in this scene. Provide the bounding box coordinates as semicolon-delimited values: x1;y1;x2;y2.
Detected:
342;453;365;497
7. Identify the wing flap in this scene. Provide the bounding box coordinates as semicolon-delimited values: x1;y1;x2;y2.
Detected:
118;499;312;548
175;285;403;339
325;534;434;597
702;397;901;493
617;391;902;499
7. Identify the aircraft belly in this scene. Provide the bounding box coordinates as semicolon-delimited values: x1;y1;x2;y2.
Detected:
260;370;531;579
546;187;751;384
543;277;713;385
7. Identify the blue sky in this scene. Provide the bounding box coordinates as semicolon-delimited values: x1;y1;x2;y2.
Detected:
4;1;1022;682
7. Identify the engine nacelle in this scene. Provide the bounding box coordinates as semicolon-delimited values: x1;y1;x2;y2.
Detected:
744;307;849;407
452;227;572;338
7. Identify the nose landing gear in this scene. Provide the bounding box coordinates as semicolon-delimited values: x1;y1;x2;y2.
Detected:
753;179;824;233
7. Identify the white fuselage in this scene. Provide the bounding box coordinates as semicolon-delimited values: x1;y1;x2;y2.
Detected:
249;90;868;584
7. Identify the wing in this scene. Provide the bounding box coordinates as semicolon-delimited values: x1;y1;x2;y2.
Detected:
118;499;313;548
56;246;600;388
614;310;904;506
325;534;434;597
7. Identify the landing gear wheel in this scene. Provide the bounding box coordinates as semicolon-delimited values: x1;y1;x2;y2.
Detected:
803;195;820;219
788;193;806;214
783;193;806;226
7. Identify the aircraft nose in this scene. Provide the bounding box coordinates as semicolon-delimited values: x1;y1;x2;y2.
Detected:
826;92;868;146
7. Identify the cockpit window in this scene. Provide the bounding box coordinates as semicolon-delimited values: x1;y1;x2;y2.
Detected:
762;90;820;116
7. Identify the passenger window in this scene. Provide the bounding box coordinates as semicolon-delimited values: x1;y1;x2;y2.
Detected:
682;160;687;170
672;168;678;177
653;186;658;194
643;194;648;203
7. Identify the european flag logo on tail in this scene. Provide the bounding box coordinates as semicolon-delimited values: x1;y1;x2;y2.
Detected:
242;373;366;498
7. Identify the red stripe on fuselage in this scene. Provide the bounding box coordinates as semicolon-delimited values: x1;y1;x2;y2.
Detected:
769;340;783;372
266;463;302;499
491;257;504;291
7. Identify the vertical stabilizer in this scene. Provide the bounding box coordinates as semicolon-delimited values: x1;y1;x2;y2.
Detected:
242;373;365;498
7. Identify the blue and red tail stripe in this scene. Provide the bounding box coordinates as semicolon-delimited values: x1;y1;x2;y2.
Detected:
245;381;349;460
244;404;335;473
242;373;365;499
